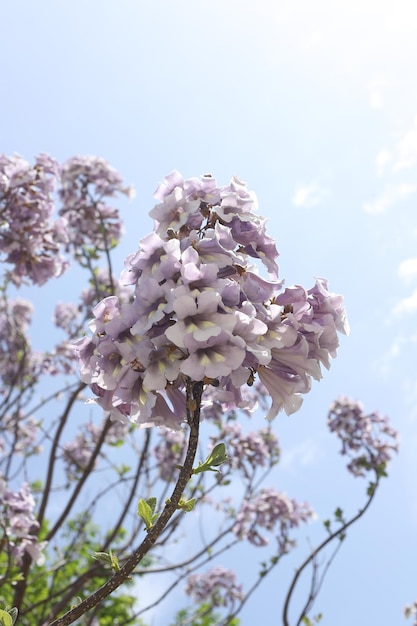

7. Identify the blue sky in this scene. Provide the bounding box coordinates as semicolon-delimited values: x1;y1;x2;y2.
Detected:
2;1;417;624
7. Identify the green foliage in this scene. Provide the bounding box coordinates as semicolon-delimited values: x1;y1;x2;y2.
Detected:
302;613;323;625
28;480;43;493
115;463;131;476
0;514;141;626
367;481;376;497
138;497;159;530
177;497;196;512
92;549;121;572
192;443;228;475
0;607;18;626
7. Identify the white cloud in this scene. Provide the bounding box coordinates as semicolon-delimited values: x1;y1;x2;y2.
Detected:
375;117;417;177
368;76;387;110
393;288;417;315
392;116;417;172
398;258;417;282
374;336;403;377
292;182;326;208
376;149;391;177
280;438;321;471
363;183;416;213
376;332;417;376
301;29;322;51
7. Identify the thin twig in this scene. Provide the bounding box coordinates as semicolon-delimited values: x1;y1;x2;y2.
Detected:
282;475;380;626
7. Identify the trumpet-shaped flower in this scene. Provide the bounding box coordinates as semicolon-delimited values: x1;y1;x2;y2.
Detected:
75;171;348;429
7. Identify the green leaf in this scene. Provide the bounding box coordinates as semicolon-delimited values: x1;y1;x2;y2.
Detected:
92;549;120;572
146;497;157;514
115;463;131;477
138;499;153;529
375;462;388;478
178;498;196;512
367;482;376;497
192;443;228;475
92;551;113;566
8;609;18;626
109;550;120;572
10;574;24;583
29;480;43;492
137;498;159;530
70;597;82;610
0;610;12;626
207;443;228;466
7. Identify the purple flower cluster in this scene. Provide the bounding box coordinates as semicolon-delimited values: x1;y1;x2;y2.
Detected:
54;301;80;331
0;410;40;456
75;171;348;429
59;156;133;258
61;418;130;480
327;397;399;477
50;270;134;377
153;429;187;482
213;423;280;479
0;479;47;565
233;487;314;551
79;268;133;312
61;422;102;479
200;378;268;421
50;269;135;381
0;153;67;286
185;565;244;608
0;297;40;391
0;153;131;286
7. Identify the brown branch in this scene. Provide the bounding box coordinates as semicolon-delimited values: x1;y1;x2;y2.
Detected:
40;430;152;623
12;382;85;612
282;475;380;626
37;383;86;529
102;429;152;550
45;415;113;542
45;379;204;626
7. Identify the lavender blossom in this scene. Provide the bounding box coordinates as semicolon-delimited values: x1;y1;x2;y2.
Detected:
59;156;132;259
213;423;280;479
233;487;314;552
327;397;399;477
61;416;131;480
61;422;102;479
0;153;133;285
0;297;41;391
74;172;348;429
153;429;187;481
54;301;79;330
0;479;47;565
0;153;67;285
185;566;244;608
0;411;41;456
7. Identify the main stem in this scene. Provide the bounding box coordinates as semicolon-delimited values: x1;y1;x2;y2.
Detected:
46;379;204;626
